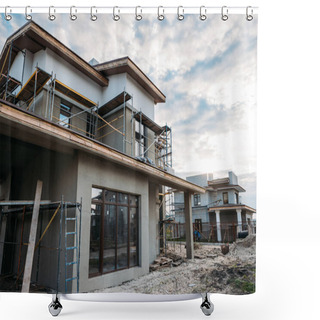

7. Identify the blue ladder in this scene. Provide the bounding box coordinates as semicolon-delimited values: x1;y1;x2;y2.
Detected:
64;203;80;293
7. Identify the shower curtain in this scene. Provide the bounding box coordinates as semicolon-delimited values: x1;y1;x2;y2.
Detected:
0;7;257;299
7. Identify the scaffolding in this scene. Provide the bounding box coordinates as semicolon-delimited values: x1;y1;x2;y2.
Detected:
0;197;82;293
1;50;173;171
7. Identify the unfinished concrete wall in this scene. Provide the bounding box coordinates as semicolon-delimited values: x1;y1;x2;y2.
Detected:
76;151;153;292
2;137;78;291
99;108;125;153
148;183;160;264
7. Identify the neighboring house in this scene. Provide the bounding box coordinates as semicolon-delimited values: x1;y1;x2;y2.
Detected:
0;21;204;293
174;172;256;243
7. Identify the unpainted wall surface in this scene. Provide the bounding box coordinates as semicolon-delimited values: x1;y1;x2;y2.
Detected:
76;151;153;292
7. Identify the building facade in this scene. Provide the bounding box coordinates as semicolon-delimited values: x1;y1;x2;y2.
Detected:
0;21;204;293
174;172;256;243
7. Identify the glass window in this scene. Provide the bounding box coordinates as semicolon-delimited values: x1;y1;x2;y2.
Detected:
59;103;71;128
103;205;116;272
105;190;116;203
89;203;101;275
194;194;201;206
117;206;128;269
118;193;128;204
223;192;229;204
89;187;139;277
129;207;138;267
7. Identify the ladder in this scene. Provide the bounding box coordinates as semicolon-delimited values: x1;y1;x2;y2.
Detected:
64;201;81;293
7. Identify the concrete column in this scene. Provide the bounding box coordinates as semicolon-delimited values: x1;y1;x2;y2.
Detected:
236;209;242;233
184;192;194;259
0;214;7;273
215;210;222;242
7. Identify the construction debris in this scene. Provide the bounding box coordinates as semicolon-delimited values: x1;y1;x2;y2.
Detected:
94;235;256;295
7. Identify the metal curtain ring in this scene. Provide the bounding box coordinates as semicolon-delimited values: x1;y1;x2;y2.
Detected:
158;6;165;21
49;6;56;21
221;6;228;21
200;6;207;21
91;6;97;21
246;6;254;21
177;6;184;21
5;6;12;21
25;6;32;20
70;6;77;21
113;6;120;21
135;6;142;21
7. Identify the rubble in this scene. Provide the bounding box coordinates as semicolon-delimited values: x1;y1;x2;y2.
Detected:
93;235;256;295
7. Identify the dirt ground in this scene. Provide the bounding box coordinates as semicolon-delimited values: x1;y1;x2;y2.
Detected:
93;235;256;295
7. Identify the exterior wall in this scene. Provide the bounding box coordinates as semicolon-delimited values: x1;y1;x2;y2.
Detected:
148;183;160;263
3;138;78;291
126;75;155;119
30;48;102;105
76;151;151;292
186;173;213;188
101;73;127;105
100;108;126;153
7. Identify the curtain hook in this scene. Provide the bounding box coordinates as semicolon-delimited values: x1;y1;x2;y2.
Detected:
177;6;184;21
70;6;77;21
25;6;32;21
49;6;56;21
246;6;254;21
221;6;228;21
200;6;207;21
5;6;12;21
90;6;97;21
158;6;165;21
113;6;120;21
135;6;142;21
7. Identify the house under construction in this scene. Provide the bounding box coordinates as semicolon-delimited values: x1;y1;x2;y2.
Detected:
0;21;205;293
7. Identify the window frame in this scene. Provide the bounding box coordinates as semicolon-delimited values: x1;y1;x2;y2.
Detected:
89;186;140;278
59;102;71;128
193;193;201;206
223;192;229;204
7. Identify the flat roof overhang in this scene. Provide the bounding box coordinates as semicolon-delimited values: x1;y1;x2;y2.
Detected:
205;185;246;192
0;21;109;87
208;204;256;213
94;57;166;104
0;101;204;194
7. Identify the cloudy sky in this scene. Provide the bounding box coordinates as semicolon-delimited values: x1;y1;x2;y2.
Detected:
0;13;257;208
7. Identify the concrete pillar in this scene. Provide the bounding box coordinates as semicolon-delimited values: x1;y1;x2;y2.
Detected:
184;192;194;259
215;210;222;242
236;209;242;233
0;214;7;273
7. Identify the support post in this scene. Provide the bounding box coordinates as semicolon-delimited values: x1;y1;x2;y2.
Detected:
215;210;222;242
184;192;194;259
236;209;242;233
0;214;7;273
22;180;43;293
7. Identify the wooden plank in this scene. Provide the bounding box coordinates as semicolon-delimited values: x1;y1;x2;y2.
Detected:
21;180;43;293
184;192;194;259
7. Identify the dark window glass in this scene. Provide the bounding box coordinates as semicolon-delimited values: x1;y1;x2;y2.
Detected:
89;203;101;275
59;103;71;128
103;205;116;272
223;192;229;204
90;187;139;277
194;194;201;206
129;195;138;207
105;190;116;203
92;188;103;202
129;207;138;267
118;193;128;204
117;206;128;269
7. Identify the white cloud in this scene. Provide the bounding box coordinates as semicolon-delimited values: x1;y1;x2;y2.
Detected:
0;13;257;203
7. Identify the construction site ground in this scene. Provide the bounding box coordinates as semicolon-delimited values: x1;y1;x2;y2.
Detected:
94;235;256;295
